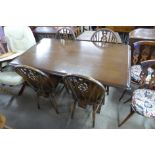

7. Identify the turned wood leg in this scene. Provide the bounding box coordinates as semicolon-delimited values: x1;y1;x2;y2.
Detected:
118;107;135;127
71;100;77;119
50;94;59;114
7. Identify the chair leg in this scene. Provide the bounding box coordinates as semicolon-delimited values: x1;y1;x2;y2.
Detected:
106;86;109;95
49;94;59;114
119;89;127;101
36;94;40;109
63;80;70;94
104;85;109;95
118;107;135;127
17;82;26;96
8;96;15;106
92;105;96;128
71;100;77;119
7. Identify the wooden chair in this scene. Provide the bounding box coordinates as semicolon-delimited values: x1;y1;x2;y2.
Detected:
55;27;76;40
91;28;119;44
118;60;155;127
15;65;60;113
63;74;106;127
119;41;155;102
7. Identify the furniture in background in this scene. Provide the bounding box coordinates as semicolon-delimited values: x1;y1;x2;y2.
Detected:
33;26;80;42
77;30;122;43
129;28;155;48
55;27;76;40
106;26;135;44
91;28;119;43
33;26;59;42
63;74;106;127
4;26;36;54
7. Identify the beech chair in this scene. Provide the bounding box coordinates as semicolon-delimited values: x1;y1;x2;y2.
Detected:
15;65;59;113
118;60;155;127
63;74;106;127
55;27;76;40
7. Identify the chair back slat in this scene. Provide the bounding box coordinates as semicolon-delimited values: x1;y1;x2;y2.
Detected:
139;60;155;89
132;41;155;65
91;28;118;43
55;27;76;40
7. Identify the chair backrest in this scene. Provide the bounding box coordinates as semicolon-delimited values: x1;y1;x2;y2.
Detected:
55;27;76;40
15;65;58;96
4;26;36;53
132;41;155;66
91;28;118;43
63;74;106;108
139;60;155;89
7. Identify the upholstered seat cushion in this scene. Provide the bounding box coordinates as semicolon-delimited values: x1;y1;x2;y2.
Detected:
132;89;155;118
0;71;23;85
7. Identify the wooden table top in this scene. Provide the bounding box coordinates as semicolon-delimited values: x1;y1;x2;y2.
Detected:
129;28;155;40
76;31;122;43
10;38;131;89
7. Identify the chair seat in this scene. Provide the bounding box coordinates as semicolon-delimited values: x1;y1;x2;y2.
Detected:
0;71;24;85
131;65;142;82
132;89;155;118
